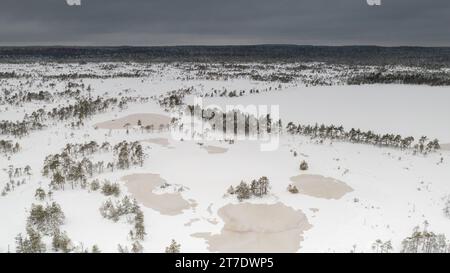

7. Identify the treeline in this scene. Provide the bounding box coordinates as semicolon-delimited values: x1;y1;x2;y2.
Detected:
190;62;335;86
2;46;450;67
44;72;144;80
1;90;52;105
1;81;91;108
0;72;19;78
0;119;44;138
251;73;295;83
200;85;283;99
348;71;450;86
46;97;119;121
0;96;121;137
286;122;440;154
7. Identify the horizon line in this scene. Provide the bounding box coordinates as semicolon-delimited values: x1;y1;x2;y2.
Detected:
1;44;450;49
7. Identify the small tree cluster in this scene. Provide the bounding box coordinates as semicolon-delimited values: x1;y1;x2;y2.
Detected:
6;164;32;179
371;239;393;253
16;201;67;253
131;241;144;253
2;89;52;105
62;141;107;157
287;184;299;194
101;181;121;197
0;119;44;138
90;179;101;191
26;202;65;236
15;228;46;253
34;187;51;201
157;87;193;111
1;178;27;197
100;196;146;251
99;196;139;222
43;140;147;191
52;231;73;253
0;139;20;154
113;141;145;169
401;222;450;253
43;153;97;190
228;177;270;201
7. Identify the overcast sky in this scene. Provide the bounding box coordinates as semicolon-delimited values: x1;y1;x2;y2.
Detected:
0;0;449;46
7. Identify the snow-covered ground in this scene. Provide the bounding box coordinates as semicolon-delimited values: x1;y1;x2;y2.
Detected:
1;62;449;253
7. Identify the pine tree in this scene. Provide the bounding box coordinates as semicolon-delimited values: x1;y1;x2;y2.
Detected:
235;181;250;201
134;144;144;166
131;241;143;253
27;202;65;236
118;145;130;169
300;160;309;171
35;187;46;201
52;231;72;253
91;245;101;253
134;210;146;241
90;179;100;191
165;239;181;253
118;244;129;253
51;171;65;190
16;228;46;253
258;176;269;195
101;181;120;197
250;180;260;196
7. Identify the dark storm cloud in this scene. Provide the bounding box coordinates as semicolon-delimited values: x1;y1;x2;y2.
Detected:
0;0;449;46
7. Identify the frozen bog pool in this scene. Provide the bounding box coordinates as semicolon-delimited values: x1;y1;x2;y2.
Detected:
192;202;312;253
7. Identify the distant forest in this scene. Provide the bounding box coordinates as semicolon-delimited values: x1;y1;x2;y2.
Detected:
1;45;450;67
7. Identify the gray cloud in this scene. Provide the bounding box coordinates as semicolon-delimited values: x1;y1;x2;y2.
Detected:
0;0;449;46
